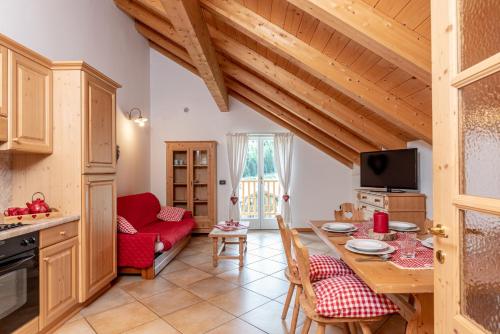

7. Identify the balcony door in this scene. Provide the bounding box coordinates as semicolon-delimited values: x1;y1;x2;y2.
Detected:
239;136;281;229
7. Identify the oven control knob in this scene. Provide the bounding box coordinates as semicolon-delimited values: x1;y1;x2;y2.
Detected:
21;239;29;246
29;237;36;244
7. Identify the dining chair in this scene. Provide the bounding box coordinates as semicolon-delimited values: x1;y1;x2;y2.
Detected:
334;202;365;222
290;229;398;334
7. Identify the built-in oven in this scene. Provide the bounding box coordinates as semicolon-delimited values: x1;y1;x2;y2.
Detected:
0;231;39;334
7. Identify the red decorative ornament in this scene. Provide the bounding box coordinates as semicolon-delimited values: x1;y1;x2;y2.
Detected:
230;196;238;205
282;194;290;202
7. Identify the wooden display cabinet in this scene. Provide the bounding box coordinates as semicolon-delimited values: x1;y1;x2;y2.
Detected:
166;141;217;233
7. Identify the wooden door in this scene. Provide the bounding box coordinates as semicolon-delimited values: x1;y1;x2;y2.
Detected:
80;174;116;302
8;50;52;153
39;237;79;329
0;46;7;141
82;72;116;174
432;1;500;333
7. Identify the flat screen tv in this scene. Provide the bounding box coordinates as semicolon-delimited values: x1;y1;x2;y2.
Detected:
360;148;418;192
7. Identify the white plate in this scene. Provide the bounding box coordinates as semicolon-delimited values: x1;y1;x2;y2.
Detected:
421;237;433;249
322;222;355;231
345;244;396;256
389;221;417;230
347;239;389;252
390;226;421;232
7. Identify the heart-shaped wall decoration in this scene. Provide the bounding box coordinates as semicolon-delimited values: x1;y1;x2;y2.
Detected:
230;196;238;205
282;194;290;202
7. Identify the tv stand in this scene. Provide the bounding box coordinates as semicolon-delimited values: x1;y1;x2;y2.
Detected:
386;188;405;193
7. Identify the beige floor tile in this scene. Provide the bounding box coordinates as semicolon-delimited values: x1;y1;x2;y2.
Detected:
186;277;238;299
192;260;240;275
162;267;213;287
67;312;84;323
114;275;143;287
246;259;287;275
306;241;331;252
205;318;266;334
296;322;346;334
177;247;202;257
244;276;291;299
54;319;96;334
216;267;267;285
86;302;157;334
208;287;270;316
244;241;266;251
159;260;191;275
268;253;288;264
308;247;327;256
240;300;305;334
248;247;284;258
125;276;177;299
222;252;265;265
141;287;202;316
178;253;213;266
163;301;234;334
122;319;179;334
266;242;285;251
271;269;288;281
80;286;135;317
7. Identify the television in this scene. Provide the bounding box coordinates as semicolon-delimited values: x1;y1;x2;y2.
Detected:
360;148;418;192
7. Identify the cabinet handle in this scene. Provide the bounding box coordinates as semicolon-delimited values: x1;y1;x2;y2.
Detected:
12;138;20;143
374;198;381;203
59;231;67;236
43;257;50;262
361;196;367;199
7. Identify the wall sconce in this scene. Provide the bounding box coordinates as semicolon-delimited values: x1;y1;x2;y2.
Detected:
127;107;148;127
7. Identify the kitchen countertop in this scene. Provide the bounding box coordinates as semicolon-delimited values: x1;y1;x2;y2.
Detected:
0;215;80;241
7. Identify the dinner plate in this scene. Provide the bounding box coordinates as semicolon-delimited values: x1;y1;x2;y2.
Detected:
389;221;417;230
346;239;389;252
322;222;356;232
421;237;433;249
345;243;396;256
390;226;421;232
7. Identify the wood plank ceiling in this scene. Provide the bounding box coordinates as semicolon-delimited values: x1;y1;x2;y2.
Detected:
115;0;432;168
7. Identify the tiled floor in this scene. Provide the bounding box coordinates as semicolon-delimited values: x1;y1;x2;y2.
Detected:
55;231;405;334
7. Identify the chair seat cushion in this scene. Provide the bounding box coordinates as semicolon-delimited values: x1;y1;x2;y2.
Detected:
313;275;399;318
309;255;354;281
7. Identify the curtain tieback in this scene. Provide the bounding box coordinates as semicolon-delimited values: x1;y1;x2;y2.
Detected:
282;194;290;202
230;196;239;205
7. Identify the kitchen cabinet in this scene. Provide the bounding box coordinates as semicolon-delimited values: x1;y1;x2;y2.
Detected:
39;233;78;330
80;174;117;301
0;34;53;153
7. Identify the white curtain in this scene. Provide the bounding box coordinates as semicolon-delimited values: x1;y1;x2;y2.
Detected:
226;133;248;221
274;133;294;224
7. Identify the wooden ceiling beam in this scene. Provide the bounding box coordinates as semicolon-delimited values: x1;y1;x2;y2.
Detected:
209;28;406;149
201;0;432;143
288;0;431;85
160;0;229;112
137;22;190;63
220;57;376;153
228;82;356;167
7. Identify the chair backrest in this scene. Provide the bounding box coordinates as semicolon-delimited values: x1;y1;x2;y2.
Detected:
334;202;365;221
276;215;297;277
290;229;317;305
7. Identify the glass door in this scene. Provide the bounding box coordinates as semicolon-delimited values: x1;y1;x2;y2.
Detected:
191;148;210;221
239;136;281;229
432;1;500;333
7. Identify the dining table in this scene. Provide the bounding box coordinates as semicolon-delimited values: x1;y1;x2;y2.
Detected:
309;220;434;334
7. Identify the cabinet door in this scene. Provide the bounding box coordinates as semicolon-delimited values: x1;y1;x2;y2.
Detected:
8;50;52;153
0;46;7;141
39;237;78;329
80;174;116;302
82;72;116;174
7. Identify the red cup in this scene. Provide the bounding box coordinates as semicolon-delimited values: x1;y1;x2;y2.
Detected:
373;211;389;233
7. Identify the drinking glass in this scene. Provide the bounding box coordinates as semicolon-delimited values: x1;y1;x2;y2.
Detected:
399;233;417;259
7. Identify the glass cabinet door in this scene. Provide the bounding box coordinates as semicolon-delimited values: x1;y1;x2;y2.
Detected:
172;149;188;210
191;148;209;219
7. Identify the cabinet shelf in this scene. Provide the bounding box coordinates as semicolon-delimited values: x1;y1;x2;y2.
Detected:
193;183;208;186
174;183;187;186
194;165;209;168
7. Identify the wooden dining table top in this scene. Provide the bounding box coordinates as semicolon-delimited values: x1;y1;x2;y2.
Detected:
309;220;434;295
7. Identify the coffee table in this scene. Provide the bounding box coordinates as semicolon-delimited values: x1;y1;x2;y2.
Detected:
208;221;249;267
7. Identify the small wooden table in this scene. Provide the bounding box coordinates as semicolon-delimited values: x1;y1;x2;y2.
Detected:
309;220;434;334
208;221;249;267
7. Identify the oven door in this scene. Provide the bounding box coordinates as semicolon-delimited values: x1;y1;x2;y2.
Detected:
0;249;39;334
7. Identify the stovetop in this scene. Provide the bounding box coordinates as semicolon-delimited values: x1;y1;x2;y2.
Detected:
0;222;25;232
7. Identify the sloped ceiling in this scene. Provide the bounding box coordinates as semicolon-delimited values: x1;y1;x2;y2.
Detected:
115;0;432;168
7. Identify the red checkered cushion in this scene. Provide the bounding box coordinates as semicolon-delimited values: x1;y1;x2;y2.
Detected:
117;215;137;234
309;255;354;281
157;206;186;222
314;275;399;318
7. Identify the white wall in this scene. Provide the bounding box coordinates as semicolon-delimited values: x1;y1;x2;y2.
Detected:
0;0;151;197
149;49;353;227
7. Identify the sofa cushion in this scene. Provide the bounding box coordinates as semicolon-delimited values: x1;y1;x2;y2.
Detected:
117;193;161;229
138;213;195;249
157;206;186;222
117;215;138;234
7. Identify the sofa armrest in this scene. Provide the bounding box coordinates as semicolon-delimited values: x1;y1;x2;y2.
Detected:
183;211;193;219
117;232;158;269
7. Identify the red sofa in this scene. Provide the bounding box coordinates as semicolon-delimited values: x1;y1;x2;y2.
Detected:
117;192;195;278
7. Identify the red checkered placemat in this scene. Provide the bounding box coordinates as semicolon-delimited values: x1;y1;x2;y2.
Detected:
350;223;433;270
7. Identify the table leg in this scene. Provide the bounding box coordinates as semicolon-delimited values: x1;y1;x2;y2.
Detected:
406;293;433;334
238;237;244;267
212;237;218;267
222;237;226;251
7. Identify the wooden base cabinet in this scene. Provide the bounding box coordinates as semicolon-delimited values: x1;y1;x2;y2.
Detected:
80;174;117;302
39;236;79;330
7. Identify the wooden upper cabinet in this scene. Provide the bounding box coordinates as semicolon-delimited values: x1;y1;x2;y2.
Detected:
39;236;79;330
82;72;116;174
80;174;117;302
0;46;7;141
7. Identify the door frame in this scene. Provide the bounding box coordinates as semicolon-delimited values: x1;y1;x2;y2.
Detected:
432;1;500;333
